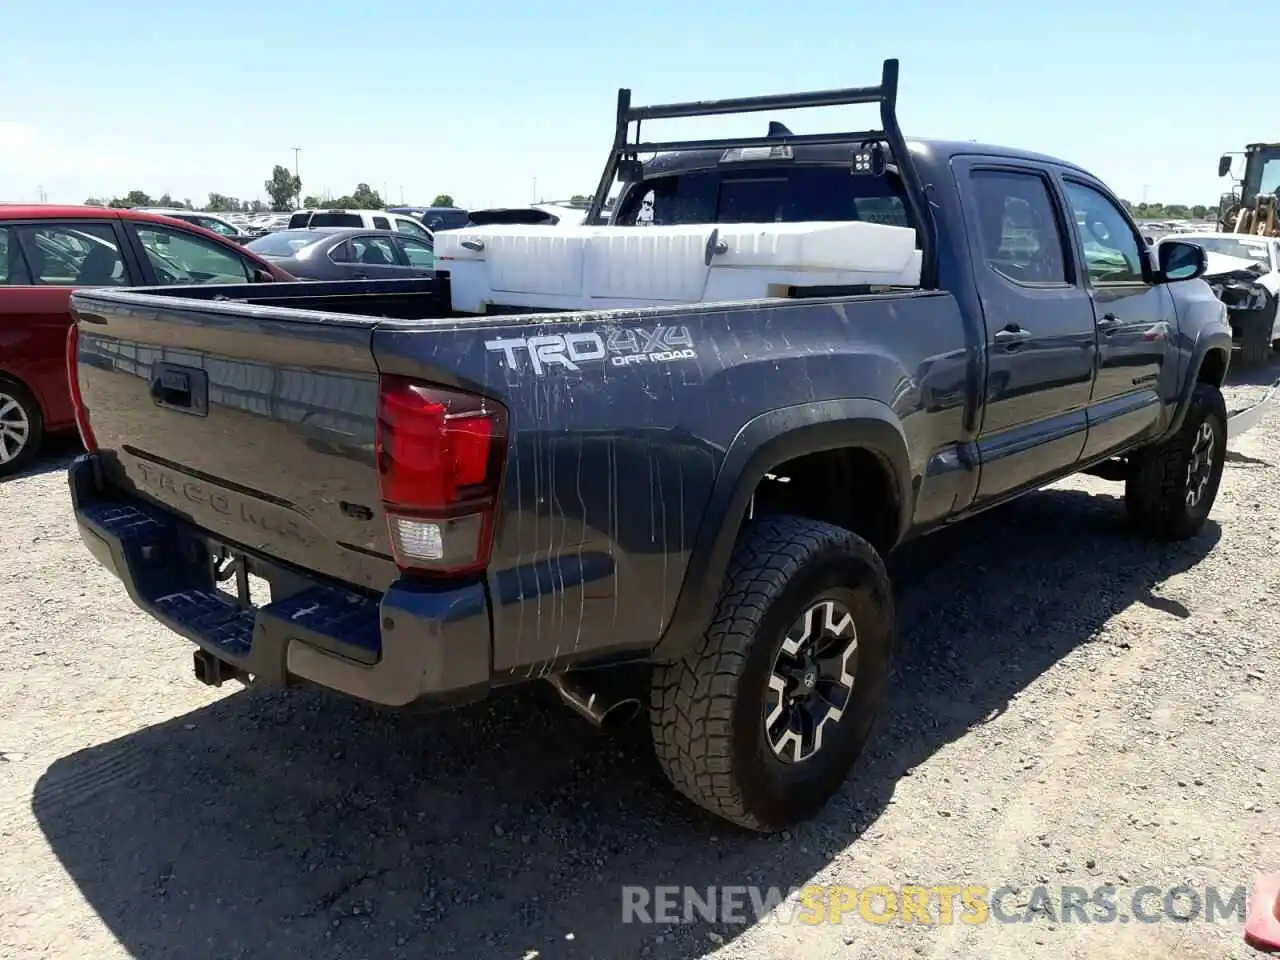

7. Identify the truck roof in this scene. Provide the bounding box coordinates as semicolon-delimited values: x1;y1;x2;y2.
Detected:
641;138;1095;180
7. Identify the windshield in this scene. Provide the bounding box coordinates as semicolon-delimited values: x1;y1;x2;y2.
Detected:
1185;236;1272;265
1260;157;1280;197
613;165;913;230
246;231;327;257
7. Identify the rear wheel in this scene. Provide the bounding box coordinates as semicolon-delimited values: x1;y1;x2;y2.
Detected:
649;515;895;832
1124;382;1227;541
0;381;43;478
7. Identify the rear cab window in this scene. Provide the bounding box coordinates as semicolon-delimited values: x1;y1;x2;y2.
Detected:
613;164;914;231
307;213;365;228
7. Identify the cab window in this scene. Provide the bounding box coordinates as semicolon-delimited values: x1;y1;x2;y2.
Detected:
1062;180;1146;284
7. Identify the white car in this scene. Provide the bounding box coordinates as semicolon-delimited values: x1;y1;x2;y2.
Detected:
287;208;433;242
1160;232;1280;363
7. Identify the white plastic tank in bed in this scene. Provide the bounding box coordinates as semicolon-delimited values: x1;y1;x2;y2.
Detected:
436;220;921;314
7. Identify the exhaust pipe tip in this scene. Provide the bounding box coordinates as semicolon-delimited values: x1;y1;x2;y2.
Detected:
548;672;643;729
598;697;642;728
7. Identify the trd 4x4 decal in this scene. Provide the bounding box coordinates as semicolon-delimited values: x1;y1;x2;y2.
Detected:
485;324;697;376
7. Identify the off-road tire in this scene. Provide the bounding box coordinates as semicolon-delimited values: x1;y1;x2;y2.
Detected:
1124;382;1227;541
1240;317;1271;367
0;379;43;479
649;515;895;832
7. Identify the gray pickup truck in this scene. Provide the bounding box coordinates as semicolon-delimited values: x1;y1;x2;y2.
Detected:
65;60;1232;832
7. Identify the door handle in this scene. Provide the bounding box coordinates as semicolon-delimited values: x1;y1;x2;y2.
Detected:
1097;313;1122;333
993;325;1032;345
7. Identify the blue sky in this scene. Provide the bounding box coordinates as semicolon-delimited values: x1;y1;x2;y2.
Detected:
0;0;1270;209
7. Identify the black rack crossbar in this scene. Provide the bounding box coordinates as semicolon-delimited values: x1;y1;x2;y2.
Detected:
584;57;938;288
630;129;884;156
625;85;889;123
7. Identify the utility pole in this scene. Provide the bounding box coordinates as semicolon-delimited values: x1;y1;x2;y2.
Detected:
400;185;405;205
532;177;538;202
291;146;302;206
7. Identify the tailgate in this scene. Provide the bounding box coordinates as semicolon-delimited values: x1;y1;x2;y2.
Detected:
69;290;396;592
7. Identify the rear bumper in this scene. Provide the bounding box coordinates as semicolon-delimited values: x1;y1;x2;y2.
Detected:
68;452;492;708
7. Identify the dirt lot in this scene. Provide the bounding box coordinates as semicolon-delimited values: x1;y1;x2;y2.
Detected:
2;365;1279;960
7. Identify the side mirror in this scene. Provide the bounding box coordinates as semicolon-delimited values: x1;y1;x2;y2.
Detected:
251;267;275;283
1157;239;1207;283
1218;155;1232;178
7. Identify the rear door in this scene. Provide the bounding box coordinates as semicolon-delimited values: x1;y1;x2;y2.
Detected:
1057;176;1175;460
952;159;1098;503
1;218;140;430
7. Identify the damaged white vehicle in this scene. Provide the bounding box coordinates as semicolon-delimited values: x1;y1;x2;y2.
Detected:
1158;233;1280;365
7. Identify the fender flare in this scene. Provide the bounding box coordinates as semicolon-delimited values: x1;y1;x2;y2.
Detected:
653;398;913;660
1166;327;1233;438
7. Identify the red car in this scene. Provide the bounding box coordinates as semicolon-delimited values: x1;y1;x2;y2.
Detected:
0;205;294;476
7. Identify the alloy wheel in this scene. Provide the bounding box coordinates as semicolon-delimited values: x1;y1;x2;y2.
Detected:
0;392;31;466
1185;420;1217;509
764;598;859;764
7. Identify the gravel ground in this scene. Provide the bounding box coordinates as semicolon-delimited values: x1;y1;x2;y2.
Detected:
2;363;1279;960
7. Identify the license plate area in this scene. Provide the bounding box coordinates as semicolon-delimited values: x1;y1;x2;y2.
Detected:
212;546;273;607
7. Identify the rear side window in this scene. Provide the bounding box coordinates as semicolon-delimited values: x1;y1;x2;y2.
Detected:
14;222;129;286
349;236;397;265
615;166;912;229
308;213;364;228
288;213;311;228
372;216;390;230
968;170;1068;284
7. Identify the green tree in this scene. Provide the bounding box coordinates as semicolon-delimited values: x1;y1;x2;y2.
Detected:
157;192;175;207
83;197;104;207
206;193;239;212
431;193;454;207
108;189;153;209
351;183;384;208
302;195;321;209
265;164;302;212
570;194;590;202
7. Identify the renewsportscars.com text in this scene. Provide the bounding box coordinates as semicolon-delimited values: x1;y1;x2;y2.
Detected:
621;883;1248;926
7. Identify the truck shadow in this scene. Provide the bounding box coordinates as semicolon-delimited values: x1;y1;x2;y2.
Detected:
31;486;1220;959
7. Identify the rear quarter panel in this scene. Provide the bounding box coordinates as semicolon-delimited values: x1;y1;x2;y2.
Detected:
373;291;973;677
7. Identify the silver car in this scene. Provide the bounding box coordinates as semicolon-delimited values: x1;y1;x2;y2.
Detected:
244;227;435;281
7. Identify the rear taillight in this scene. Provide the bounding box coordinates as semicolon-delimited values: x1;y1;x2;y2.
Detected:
375;375;508;577
65;324;98;451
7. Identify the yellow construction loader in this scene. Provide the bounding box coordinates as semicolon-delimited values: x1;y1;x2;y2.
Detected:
1218;143;1280;235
